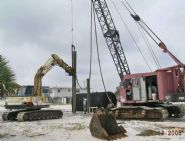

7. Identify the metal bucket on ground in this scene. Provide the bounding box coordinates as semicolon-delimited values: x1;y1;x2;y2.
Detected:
89;109;127;140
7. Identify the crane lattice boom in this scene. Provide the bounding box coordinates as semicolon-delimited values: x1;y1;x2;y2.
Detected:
92;0;130;80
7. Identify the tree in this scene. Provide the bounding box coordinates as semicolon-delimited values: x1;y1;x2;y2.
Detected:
0;55;17;97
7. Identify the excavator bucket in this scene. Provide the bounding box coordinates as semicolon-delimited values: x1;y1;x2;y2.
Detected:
89;109;127;140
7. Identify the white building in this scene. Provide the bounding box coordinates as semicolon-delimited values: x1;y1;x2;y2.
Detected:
16;85;87;104
50;86;87;98
49;86;87;104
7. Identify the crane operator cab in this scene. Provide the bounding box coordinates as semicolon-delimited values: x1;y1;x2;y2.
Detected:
126;83;132;101
120;65;185;105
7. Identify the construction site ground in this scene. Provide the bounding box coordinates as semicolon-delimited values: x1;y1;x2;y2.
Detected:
0;100;185;141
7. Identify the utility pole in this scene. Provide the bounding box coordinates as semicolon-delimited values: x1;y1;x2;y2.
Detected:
86;78;90;113
72;46;77;113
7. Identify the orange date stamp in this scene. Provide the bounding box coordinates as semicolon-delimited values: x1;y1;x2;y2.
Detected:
159;128;184;136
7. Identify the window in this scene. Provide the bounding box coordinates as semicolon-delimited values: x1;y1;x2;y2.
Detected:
76;89;80;93
58;89;60;93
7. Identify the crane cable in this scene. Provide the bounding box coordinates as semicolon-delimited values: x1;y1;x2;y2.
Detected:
122;0;161;69
92;4;116;108
123;0;160;68
70;0;74;45
110;0;152;71
136;23;161;68
77;1;93;89
76;76;86;90
124;0;163;50
89;1;93;80
125;0;164;44
70;0;86;90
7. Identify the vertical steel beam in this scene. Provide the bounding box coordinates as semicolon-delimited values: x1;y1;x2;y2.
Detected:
87;78;91;113
72;47;77;113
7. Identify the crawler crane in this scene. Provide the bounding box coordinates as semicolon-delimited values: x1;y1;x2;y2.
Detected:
89;0;185;140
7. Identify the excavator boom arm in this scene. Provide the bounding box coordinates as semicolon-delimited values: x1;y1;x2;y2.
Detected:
34;54;74;96
51;54;74;76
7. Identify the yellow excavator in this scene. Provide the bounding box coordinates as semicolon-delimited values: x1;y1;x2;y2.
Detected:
2;54;75;121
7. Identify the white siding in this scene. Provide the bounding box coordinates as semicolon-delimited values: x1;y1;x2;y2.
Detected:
50;87;87;98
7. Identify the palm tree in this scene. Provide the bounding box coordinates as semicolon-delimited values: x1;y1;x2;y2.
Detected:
0;55;17;97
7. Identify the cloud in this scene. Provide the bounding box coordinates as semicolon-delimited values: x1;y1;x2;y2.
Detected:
1;0;185;92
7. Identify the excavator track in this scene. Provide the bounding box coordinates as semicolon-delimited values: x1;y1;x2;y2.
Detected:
2;110;29;121
2;110;63;121
17;110;63;121
113;106;169;121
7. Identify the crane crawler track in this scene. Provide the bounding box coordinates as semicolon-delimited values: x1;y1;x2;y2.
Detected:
158;104;183;118
111;106;169;121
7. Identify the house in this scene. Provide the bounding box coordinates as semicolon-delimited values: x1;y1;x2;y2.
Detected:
16;85;87;104
49;86;87;104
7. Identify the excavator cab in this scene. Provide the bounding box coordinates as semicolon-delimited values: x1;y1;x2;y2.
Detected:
89;109;127;140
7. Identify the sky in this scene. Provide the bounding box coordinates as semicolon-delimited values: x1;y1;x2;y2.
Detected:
0;0;185;92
